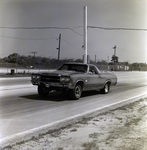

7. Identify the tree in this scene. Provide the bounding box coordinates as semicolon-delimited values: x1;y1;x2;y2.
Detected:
0;58;3;63
7;53;20;63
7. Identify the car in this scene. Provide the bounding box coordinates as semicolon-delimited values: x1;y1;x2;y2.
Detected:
31;62;117;99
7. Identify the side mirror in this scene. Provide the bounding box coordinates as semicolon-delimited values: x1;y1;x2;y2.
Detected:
91;70;96;74
89;70;95;74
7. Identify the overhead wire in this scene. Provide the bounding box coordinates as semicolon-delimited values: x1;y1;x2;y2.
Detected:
0;26;146;31
0;25;146;40
1;25;146;57
87;26;147;31
0;26;83;36
62;38;81;50
0;35;56;40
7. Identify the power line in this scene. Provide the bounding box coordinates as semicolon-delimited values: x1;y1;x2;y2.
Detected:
0;26;79;30
1;26;147;31
0;26;83;36
0;35;56;40
88;26;147;31
0;26;62;29
62;38;81;50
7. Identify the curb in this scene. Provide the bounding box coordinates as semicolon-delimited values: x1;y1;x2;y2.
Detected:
0;93;147;149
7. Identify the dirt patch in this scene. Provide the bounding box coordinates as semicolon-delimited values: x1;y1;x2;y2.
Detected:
2;98;147;150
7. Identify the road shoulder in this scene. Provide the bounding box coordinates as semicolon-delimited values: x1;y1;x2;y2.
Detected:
1;95;147;150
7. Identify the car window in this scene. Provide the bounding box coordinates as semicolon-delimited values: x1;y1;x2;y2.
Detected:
69;65;87;72
59;64;87;73
89;66;98;74
59;64;68;70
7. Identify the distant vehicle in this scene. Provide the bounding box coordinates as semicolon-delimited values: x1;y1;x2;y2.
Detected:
31;63;117;99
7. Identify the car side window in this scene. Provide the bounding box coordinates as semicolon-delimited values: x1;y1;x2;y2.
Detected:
89;66;98;74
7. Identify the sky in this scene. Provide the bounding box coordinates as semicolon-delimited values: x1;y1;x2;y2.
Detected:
0;0;147;63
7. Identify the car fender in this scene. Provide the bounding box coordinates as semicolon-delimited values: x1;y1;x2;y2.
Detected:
102;79;111;89
72;79;85;89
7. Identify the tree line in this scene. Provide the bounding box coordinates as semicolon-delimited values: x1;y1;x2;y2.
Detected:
1;53;83;69
1;53;147;70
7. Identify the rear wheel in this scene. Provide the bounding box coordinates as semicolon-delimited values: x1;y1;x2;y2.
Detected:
101;82;110;94
38;84;49;97
70;84;82;100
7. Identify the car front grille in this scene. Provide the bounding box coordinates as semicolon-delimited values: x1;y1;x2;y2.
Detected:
40;74;60;83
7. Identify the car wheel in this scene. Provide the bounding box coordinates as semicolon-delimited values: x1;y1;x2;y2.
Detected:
38;84;49;97
71;84;82;100
101;82;110;94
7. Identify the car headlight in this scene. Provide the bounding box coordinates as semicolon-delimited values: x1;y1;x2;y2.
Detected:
31;74;40;80
32;75;36;79
36;75;40;79
60;76;70;82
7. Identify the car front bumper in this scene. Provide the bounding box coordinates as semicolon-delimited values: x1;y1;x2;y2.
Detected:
31;80;74;89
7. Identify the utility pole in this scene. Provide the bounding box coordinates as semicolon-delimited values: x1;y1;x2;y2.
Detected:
83;6;87;64
112;45;119;71
31;51;37;57
107;56;109;63
31;51;37;68
57;34;61;60
113;45;117;56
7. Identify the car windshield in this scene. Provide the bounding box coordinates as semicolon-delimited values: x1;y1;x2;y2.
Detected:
58;64;88;73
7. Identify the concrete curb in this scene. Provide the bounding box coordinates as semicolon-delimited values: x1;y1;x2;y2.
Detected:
0;93;147;149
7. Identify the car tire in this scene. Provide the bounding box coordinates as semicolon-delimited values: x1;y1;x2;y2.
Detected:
38;84;49;97
101;82;110;94
70;84;82;100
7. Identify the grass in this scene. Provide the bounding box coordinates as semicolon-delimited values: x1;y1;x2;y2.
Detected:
124;118;142;127
82;141;99;150
70;128;77;132
89;133;99;139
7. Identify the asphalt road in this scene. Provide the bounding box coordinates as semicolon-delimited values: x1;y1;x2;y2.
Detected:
0;72;147;139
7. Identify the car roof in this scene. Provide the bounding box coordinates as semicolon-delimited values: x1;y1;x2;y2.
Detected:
63;62;94;66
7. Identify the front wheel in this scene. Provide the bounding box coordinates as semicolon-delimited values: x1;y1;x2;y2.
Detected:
70;84;82;100
101;83;110;94
38;84;49;97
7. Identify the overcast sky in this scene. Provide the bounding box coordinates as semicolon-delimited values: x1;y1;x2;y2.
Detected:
0;0;147;63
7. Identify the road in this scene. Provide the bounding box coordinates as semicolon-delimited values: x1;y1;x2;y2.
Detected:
0;72;147;139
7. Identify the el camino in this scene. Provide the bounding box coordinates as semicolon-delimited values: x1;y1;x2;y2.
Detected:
31;62;117;99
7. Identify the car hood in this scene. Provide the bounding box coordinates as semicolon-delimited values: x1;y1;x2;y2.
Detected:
40;70;84;76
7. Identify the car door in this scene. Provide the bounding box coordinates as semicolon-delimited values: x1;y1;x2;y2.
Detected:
87;65;102;90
